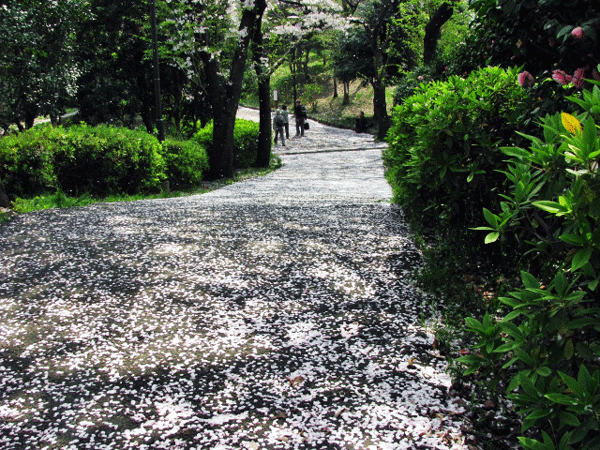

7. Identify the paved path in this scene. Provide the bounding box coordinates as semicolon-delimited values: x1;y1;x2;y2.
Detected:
0;111;470;449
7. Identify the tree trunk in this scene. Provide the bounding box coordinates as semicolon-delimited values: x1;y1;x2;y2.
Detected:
24;108;36;129
332;78;338;98
423;2;454;65
303;47;310;80
211;103;236;179
252;2;272;168
0;179;9;209
203;57;236;179
255;77;272;167
372;80;390;140
203;0;264;180
342;81;350;105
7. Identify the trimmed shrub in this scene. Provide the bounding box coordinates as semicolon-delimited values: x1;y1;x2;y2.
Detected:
51;124;164;196
384;67;536;239
194;118;259;169
161;138;209;188
0;124;166;200
0;125;59;199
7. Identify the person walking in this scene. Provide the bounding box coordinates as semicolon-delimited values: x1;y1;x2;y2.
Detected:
294;100;307;137
281;105;290;139
273;109;285;146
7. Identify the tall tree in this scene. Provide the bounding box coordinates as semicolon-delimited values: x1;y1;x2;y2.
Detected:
249;0;345;167
75;0;156;131
162;0;266;179
0;0;82;131
251;0;272;168
334;0;415;139
423;2;454;65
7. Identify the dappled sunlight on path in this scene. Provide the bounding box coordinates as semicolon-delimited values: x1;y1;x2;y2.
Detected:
0;113;471;449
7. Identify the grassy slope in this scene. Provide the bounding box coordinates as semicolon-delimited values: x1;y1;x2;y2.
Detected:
242;61;395;132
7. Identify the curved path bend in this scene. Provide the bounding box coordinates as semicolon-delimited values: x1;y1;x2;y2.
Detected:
0;109;470;449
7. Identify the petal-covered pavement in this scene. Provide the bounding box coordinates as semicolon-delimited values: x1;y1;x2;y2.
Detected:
0;110;471;449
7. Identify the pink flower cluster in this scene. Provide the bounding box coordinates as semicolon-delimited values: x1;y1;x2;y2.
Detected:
552;68;588;89
552;69;572;85
572;27;584;39
518;71;534;88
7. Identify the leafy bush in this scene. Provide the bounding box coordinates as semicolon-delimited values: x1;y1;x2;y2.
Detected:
0;126;57;198
459;82;600;450
161;138;209;188
0;124;166;200
393;66;440;106
384;66;536;240
194;118;259;169
51;125;164;196
451;0;599;82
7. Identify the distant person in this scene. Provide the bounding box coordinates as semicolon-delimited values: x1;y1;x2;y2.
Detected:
294;100;307;137
273;109;285;146
281;105;290;139
355;111;369;133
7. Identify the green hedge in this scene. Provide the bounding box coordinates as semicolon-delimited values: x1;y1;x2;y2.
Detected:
384;67;537;238
161;138;209;189
0;124;210;200
194;118;259;169
0;126;57;199
51;125;165;196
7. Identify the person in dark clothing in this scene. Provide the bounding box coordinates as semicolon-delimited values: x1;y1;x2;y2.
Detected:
273;109;285;146
294;100;307;137
355;111;369;133
281;104;290;139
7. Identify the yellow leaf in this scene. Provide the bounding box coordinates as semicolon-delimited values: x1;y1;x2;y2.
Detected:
561;112;582;134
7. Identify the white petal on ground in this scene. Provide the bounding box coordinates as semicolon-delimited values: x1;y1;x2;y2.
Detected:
0;109;470;449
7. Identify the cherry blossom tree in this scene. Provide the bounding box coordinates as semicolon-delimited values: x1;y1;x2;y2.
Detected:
161;0;265;179
251;0;346;167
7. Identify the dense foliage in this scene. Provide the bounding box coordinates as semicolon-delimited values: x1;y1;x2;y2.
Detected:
452;0;599;80
194;119;260;170
0;124;212;200
0;0;82;131
459;83;600;450
0;125;166;198
161;138;209;189
384;66;536;242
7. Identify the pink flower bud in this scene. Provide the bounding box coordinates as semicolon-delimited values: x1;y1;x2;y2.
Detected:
552;69;570;86
572;27;583;39
572;68;585;88
518;71;534;88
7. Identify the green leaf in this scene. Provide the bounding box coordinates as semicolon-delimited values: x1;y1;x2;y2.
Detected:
520;371;540;397
559;411;581;427
521;271;540;290
545;393;578;405
502;356;519;369
503;309;523;322
559;371;585;398
525;407;551;421
518;436;552;450
483;207;498;227
501;146;532;159
565;339;575;360
537;366;552;377
485;231;500;244
533;200;569;214
583;117;598;158
499;321;525;339
572;247;592;272
464;317;484;332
